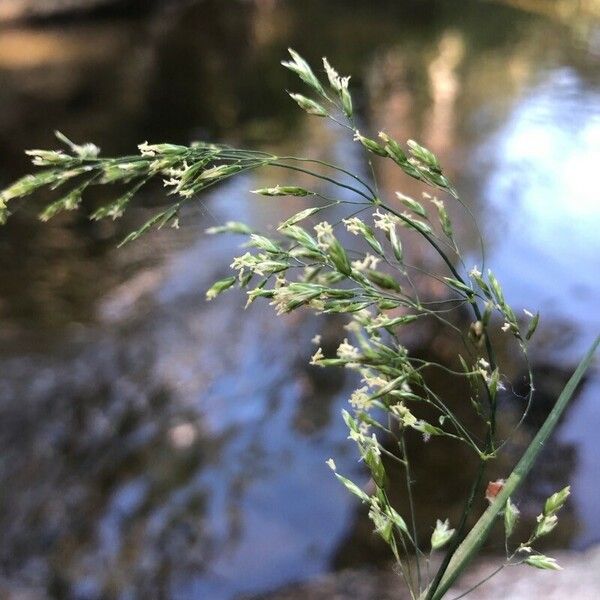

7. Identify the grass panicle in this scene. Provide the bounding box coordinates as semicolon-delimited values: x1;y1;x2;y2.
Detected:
1;50;597;600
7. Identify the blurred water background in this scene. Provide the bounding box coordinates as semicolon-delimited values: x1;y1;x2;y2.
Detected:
0;1;599;598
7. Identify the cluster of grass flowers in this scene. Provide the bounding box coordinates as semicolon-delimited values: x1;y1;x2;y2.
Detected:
1;50;598;599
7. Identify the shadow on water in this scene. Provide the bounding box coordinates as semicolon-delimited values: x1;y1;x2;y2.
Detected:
0;1;599;598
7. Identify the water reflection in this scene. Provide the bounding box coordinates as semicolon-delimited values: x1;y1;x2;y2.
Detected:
476;64;600;550
0;1;599;598
0;176;366;599
479;67;600;353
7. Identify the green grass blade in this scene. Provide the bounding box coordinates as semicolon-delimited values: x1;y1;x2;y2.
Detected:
422;333;599;600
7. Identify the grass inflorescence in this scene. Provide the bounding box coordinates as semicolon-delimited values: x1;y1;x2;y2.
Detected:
1;49;598;600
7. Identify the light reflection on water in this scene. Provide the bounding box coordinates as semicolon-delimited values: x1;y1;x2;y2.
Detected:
478;65;600;550
0;1;599;597
481;67;600;350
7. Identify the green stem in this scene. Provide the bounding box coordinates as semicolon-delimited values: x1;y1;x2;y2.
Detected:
270;161;374;202
421;334;599;600
277;155;377;198
402;433;422;592
425;461;486;600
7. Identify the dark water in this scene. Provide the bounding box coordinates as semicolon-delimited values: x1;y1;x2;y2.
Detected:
0;1;599;598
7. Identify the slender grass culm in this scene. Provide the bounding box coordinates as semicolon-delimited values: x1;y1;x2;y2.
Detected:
1;50;598;599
